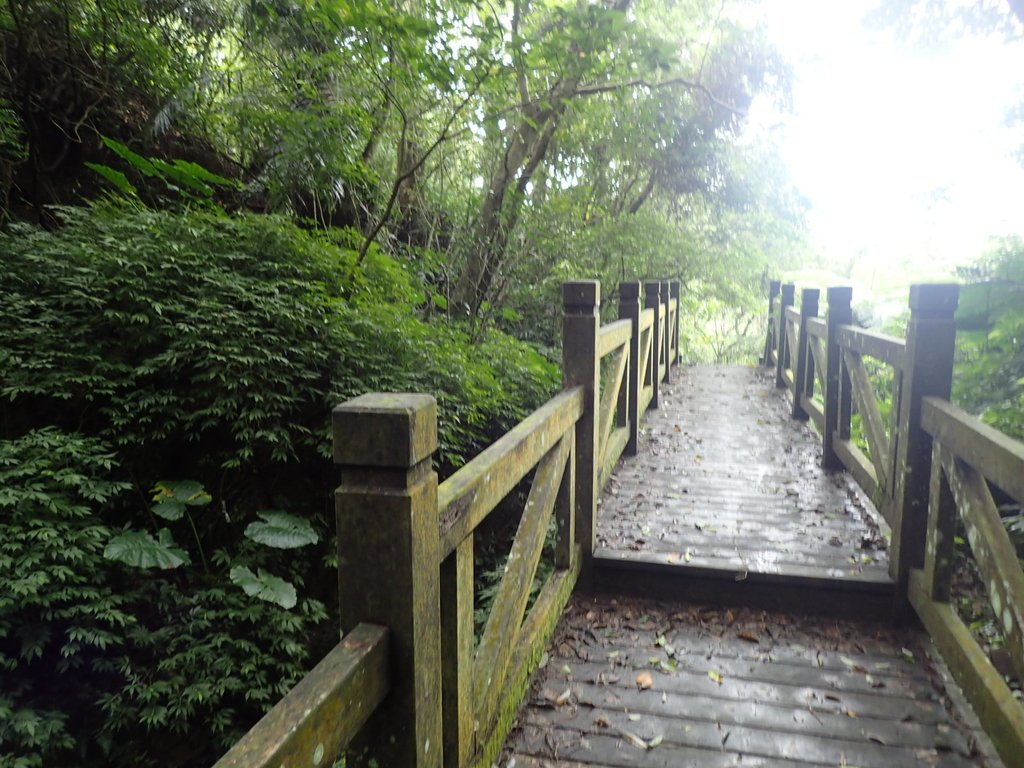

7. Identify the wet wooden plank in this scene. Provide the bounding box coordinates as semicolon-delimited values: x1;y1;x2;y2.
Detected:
595;365;892;600
499;597;991;768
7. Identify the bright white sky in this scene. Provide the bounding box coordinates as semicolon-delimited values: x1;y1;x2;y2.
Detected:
747;1;1024;290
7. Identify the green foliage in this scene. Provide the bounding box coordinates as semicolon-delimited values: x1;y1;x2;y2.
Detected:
954;236;1024;440
104;528;191;569
0;429;128;766
0;204;560;765
244;510;319;550
0;428;330;766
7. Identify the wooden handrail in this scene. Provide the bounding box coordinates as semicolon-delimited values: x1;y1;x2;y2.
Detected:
220;275;681;768
438;386;585;559
913;396;1024;765
598;318;632;358
765;280;1024;766
922;397;1024;501
806;316;826;339
836;324;905;369
213;624;389;768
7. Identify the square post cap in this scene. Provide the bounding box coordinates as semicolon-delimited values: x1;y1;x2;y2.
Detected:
909;283;959;316
332;393;437;467
827;286;853;306
563;280;600;309
801;287;820;309
644;281;662;302
780;283;795;302
670;281;680;299
619;281;642;300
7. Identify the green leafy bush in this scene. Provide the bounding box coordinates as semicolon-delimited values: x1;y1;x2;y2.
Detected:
0;203;559;765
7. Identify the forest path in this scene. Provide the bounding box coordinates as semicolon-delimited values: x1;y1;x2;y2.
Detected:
498;365;1001;766
592;365;893;613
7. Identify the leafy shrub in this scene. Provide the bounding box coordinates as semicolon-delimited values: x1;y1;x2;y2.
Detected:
0;203;559;765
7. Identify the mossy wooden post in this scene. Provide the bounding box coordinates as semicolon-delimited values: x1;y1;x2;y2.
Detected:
619;281;642;455
889;284;959;590
440;538;473;768
670;280;681;365
661;280;673;384
791;288;819;421
333;394;442;768
762;280;781;365
823;287;853;470
563;281;600;573
644;281;662;408
774;283;794;388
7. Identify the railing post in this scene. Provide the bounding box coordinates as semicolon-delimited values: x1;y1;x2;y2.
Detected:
333;394;442;768
791;288;819;420
889;284;959;590
563;281;600;572
823;287;853;470
762;280;781;366
774;283;795;388
619;281;642;455
661;279;672;384
644;281;662;408
670;280;681;366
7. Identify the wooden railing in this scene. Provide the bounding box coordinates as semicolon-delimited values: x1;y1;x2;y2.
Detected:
766;280;1024;766
214;278;680;768
910;398;1024;761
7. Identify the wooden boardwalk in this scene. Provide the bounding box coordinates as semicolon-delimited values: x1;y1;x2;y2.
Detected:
502;597;998;767
499;365;1003;767
593;365;893;613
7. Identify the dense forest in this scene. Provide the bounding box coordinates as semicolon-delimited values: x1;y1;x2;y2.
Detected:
1;0;1022;766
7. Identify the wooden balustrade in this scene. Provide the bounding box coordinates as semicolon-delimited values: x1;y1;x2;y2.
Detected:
214;277;681;768
909;398;1024;766
766;279;1024;765
765;282;958;580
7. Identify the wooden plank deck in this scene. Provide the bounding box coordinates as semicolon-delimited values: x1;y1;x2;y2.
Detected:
497;363;1006;767
501;597;1002;767
593;365;893;614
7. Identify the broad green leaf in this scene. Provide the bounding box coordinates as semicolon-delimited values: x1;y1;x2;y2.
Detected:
152;481;211;510
244;510;318;549
104;528;190;569
229;566;297;609
85;163;138;197
101;136;159;177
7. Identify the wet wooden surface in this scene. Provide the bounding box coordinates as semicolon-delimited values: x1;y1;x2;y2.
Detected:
595;365;891;589
501;597;1000;767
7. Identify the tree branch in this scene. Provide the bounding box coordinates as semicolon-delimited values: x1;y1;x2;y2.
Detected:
356;69;492;264
573;76;746;116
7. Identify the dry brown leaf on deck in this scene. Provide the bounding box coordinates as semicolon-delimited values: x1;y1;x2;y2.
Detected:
617;729;648;750
635;671;654;690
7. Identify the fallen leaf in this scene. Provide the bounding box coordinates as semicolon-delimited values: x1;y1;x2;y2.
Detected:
647;734;664;749
636;671;654;690
554;688;572;706
594;715;610;728
708;669;724;685
628;713;642;722
737;631;760;644
617;729;647;749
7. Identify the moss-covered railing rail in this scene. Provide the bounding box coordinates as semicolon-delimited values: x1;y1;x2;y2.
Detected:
212;278;680;768
910;398;1024;762
765;280;1024;765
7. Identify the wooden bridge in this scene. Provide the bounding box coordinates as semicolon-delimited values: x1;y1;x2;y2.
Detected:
215;280;1024;768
